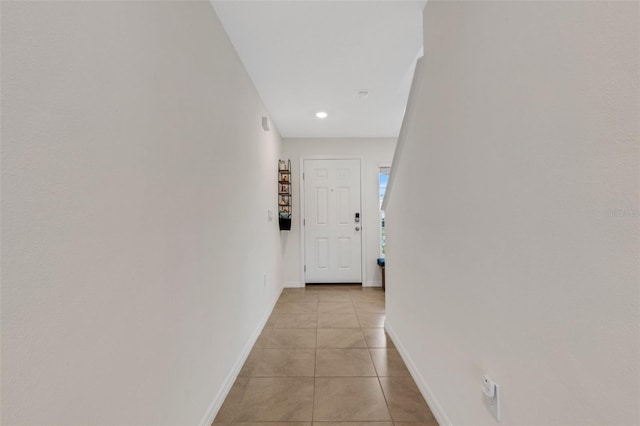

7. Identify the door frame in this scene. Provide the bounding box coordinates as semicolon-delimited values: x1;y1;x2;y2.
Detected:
299;155;366;286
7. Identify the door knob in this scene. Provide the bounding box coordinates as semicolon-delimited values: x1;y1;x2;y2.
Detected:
355;226;360;231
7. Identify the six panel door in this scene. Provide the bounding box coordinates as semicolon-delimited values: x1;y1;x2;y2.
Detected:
304;159;362;283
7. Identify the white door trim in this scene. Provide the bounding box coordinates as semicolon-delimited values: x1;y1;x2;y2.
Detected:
299;155;366;286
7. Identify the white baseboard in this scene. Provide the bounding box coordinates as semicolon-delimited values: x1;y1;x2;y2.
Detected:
199;287;283;425
384;320;452;426
363;280;382;288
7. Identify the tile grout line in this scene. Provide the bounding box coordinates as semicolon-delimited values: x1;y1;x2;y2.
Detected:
312;288;318;422
367;289;393;423
362;295;393;422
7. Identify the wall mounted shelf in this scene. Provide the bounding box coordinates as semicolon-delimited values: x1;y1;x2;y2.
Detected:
278;159;292;231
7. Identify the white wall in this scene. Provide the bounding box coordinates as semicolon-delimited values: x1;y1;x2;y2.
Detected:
1;2;284;424
282;138;396;287
384;1;639;425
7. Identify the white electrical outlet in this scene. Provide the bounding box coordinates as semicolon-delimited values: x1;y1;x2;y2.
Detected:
482;375;500;421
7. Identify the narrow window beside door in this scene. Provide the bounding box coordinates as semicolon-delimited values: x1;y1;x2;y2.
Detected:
379;167;390;257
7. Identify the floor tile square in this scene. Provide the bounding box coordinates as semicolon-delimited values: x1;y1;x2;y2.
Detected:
311;284;360;291
350;288;384;295
235;423;312;426
369;348;410;377
379;377;435;422
313;378;392;421
240;348;315;377
282;288;318;295
318;314;360;328
318;303;356;314
273;302;319;314
318;292;353;303
349;290;384;303
279;293;320;304
317;329;367;348
350;288;384;294
353;300;385;313
315;349;376;377
266;313;317;329
235;378;314;421
214;378;249;423
312;423;392;426
255;329;316;348
357;314;385;328
362;328;395;348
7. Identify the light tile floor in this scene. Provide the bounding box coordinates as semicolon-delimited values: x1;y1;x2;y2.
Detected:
214;285;437;425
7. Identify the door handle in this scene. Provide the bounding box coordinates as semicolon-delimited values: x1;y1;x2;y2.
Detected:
355;226;360;231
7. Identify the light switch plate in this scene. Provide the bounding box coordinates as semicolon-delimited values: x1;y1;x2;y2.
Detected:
482;375;500;421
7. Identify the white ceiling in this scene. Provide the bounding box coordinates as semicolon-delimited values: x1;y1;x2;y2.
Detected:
212;1;425;138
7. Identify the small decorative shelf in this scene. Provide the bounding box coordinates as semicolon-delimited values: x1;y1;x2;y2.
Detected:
278;159;292;231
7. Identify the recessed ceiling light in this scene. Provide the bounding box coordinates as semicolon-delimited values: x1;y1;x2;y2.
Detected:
356;90;369;99
315;111;328;119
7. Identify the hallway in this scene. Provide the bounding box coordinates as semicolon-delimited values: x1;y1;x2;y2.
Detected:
214;285;436;423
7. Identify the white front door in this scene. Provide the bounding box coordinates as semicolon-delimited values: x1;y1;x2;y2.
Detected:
304;159;362;283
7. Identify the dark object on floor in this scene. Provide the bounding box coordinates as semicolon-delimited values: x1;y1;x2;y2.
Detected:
377;258;385;291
